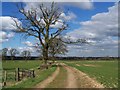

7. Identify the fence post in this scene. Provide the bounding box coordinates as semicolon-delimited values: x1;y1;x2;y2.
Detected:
18;68;20;81
3;71;7;86
15;68;17;81
15;69;16;81
32;70;35;78
15;68;20;81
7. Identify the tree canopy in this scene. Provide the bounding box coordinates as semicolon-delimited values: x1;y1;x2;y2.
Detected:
13;2;68;64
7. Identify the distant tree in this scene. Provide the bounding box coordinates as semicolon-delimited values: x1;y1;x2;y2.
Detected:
9;48;19;60
49;37;68;62
2;48;8;60
21;50;31;60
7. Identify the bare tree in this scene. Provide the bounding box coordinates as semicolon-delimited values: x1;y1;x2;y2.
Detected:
2;48;8;60
49;37;68;62
21;50;31;60
9;48;19;60
13;2;68;65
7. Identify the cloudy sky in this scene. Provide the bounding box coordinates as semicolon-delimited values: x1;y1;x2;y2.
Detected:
0;1;119;57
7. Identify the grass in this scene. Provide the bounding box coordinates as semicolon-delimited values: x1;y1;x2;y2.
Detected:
11;66;56;89
2;60;118;89
2;60;42;86
63;60;118;88
2;60;42;70
2;60;57;89
3;66;56;90
46;65;67;88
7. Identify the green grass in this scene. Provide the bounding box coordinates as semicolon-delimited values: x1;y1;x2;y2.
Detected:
2;60;42;70
2;60;118;89
2;60;57;90
46;65;67;88
63;60;118;88
2;60;42;85
11;66;56;89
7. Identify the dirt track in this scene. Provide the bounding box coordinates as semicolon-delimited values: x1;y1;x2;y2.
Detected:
64;64;78;88
34;63;104;88
62;64;104;88
35;66;60;88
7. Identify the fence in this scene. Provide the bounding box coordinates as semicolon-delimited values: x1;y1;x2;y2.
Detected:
2;68;35;87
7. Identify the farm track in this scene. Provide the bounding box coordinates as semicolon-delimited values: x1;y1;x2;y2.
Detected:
61;63;78;88
35;66;60;88
34;63;104;88
62;63;104;88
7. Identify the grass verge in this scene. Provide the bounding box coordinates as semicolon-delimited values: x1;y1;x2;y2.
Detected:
3;66;56;90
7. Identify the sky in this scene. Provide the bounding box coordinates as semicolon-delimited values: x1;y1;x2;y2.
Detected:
0;1;119;57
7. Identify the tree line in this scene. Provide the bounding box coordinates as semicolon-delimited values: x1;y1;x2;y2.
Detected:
2;48;31;60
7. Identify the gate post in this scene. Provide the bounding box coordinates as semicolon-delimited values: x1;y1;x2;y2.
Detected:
32;70;35;78
15;68;20;81
3;71;7;86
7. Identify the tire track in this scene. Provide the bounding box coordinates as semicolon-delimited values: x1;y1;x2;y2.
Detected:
61;63;78;88
62;63;104;88
35;66;60;88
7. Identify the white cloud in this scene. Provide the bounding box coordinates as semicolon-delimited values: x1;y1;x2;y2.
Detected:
18;47;35;53
0;31;14;43
50;19;64;28
23;1;93;11
7;32;15;38
65;3;118;57
17;46;41;56
66;3;118;41
23;2;77;29
23;41;33;47
50;12;77;28
0;16;21;31
60;2;93;10
0;16;21;43
60;12;77;21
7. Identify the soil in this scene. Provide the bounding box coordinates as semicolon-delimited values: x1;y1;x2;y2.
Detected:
76;64;81;66
83;64;100;67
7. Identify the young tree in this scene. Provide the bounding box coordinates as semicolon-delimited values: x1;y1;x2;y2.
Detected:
2;48;8;60
13;2;68;65
49;37;68;62
9;48;19;60
21;50;31;60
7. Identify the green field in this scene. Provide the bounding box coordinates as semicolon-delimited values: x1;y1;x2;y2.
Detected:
2;60;42;70
63;60;118;88
2;60;118;88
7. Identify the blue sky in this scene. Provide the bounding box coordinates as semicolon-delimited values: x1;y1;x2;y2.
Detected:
1;2;118;57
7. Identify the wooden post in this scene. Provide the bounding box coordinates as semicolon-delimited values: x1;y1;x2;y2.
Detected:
15;68;17;81
18;68;20;81
3;71;7;86
32;70;35;78
16;68;20;81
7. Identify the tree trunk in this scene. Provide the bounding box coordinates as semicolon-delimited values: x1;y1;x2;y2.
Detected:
52;54;55;63
43;45;49;69
11;56;14;60
25;57;27;61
